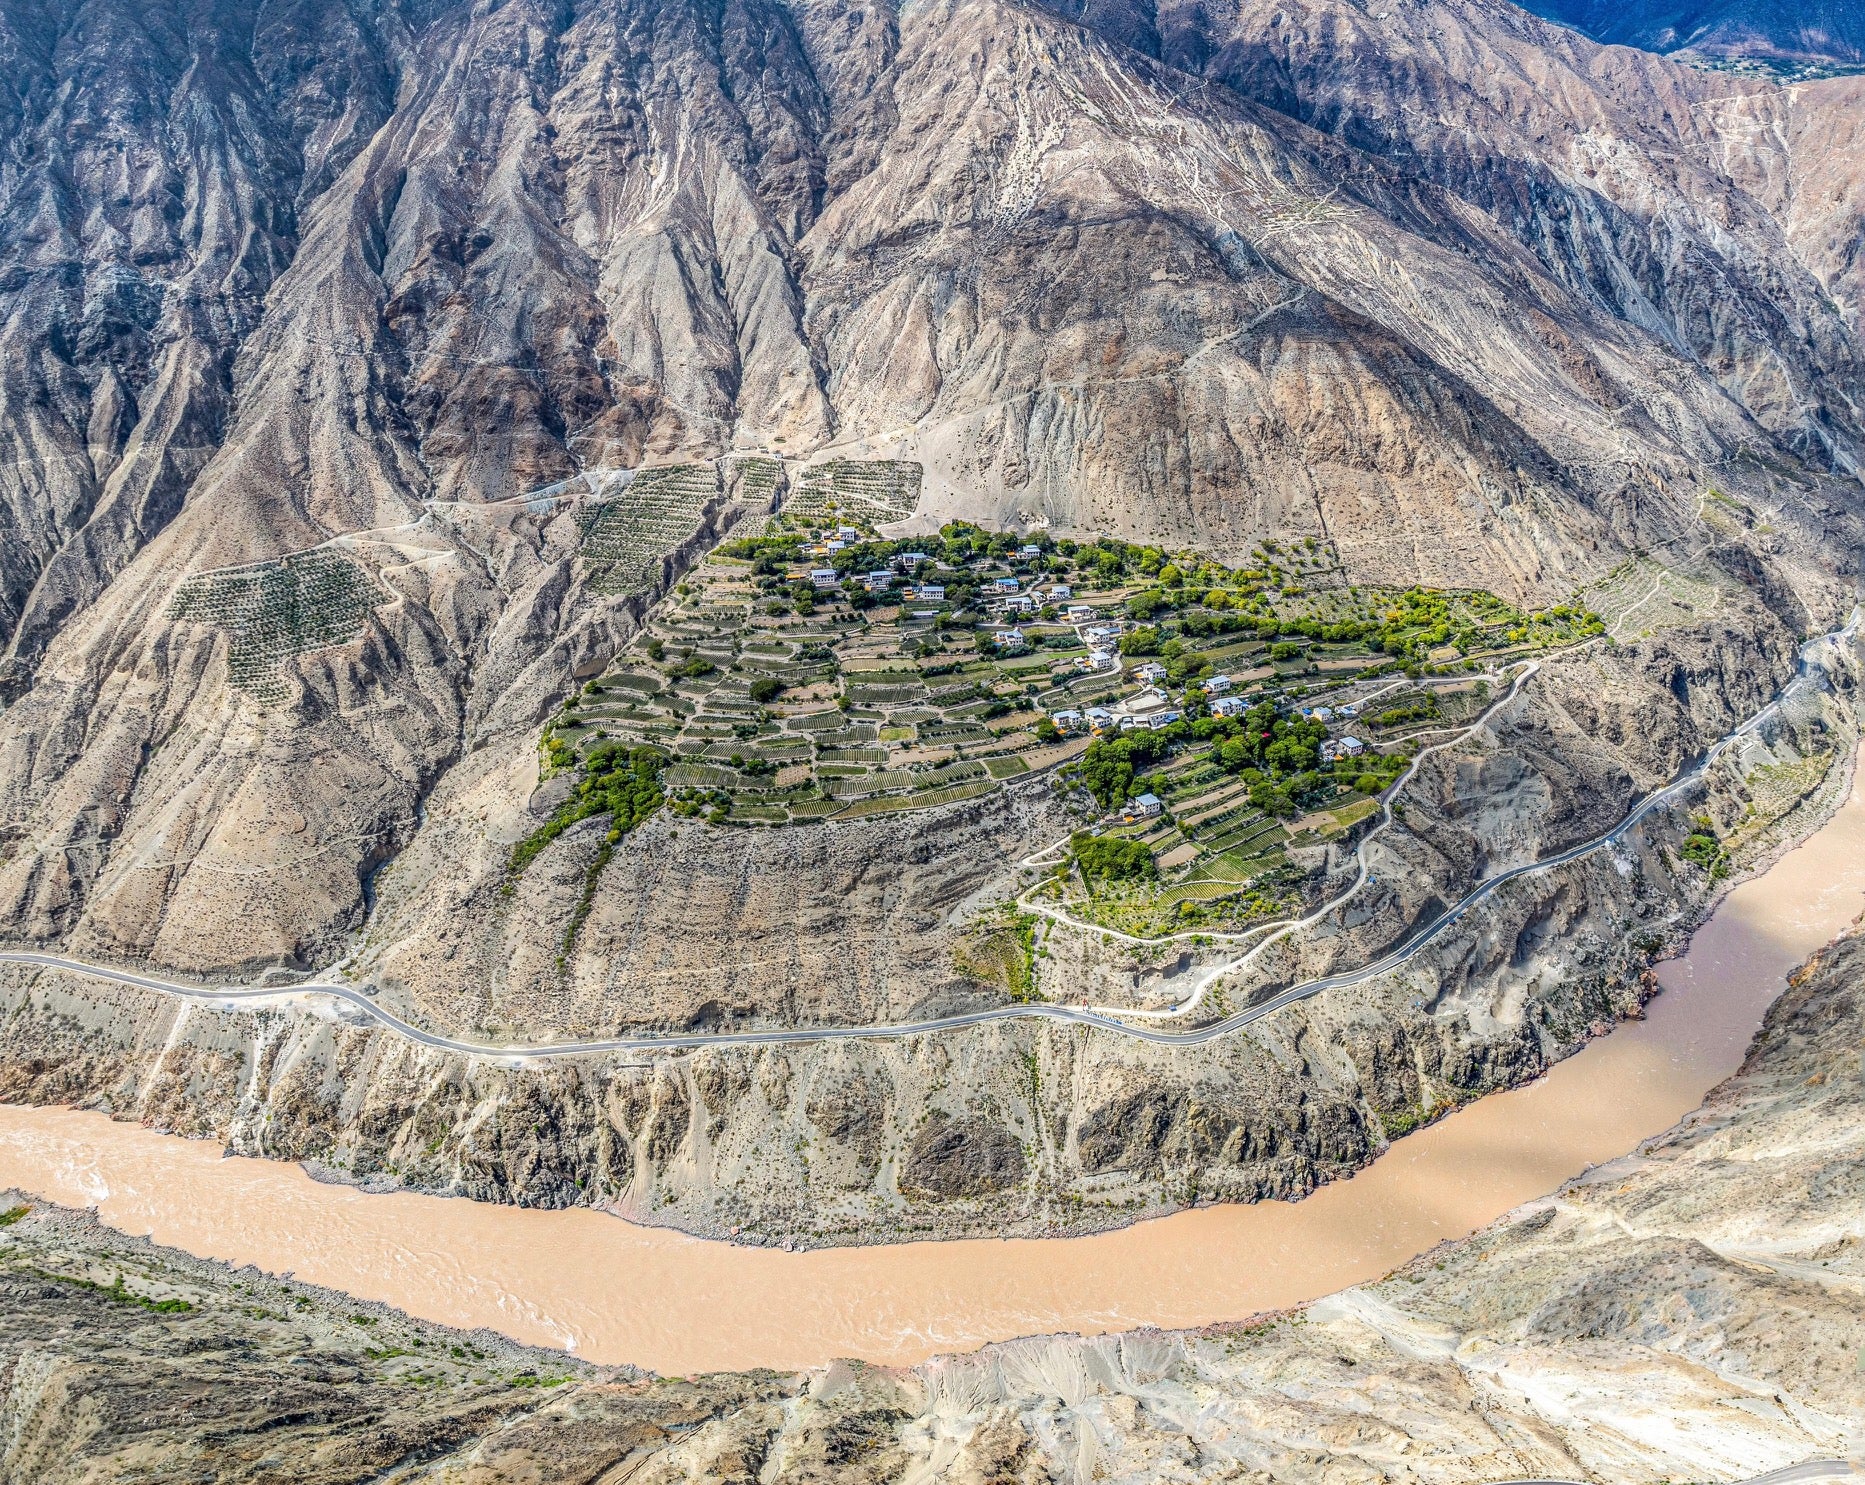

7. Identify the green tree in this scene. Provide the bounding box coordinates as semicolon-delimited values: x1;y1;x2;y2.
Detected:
1073;833;1157;882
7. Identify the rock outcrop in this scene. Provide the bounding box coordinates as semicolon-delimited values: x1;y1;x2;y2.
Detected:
0;0;1861;987
0;617;1851;1247
5;898;1863;1481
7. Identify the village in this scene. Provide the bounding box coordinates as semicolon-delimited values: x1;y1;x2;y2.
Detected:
547;499;1605;931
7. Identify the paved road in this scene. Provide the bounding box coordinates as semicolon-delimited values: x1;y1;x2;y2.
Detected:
0;615;1853;1061
1487;1463;1856;1485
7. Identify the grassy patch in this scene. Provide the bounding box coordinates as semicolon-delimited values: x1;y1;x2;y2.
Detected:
954;910;1041;1002
509;743;668;883
27;1267;193;1313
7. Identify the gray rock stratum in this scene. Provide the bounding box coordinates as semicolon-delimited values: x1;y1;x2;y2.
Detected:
1521;0;1865;67
0;616;1853;1246
3;906;1862;1481
0;0;1861;974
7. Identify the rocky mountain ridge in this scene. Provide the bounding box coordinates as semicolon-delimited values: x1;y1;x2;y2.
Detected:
0;0;1861;1258
1521;0;1865;67
0;0;1859;984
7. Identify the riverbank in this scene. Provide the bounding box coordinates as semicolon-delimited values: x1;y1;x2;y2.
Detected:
4;896;1863;1479
1;744;1861;1374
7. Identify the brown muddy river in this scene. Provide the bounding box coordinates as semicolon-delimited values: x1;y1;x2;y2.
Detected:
2;758;1863;1375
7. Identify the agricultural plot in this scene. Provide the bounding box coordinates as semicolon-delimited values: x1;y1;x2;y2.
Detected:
782;458;922;527
168;548;385;704
555;546;1075;826
1579;552;1733;640
577;462;721;595
542;522;1608;878
726;455;784;507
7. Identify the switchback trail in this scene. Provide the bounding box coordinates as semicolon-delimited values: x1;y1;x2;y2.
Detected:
0;615;1854;1060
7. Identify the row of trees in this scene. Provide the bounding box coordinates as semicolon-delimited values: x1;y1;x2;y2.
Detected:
1068;699;1405;821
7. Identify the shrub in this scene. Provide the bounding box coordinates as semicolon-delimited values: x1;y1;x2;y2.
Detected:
508;745;668;879
1680;832;1730;878
1073;832;1156;882
748;676;783;704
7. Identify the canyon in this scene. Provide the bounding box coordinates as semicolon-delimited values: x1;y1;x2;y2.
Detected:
0;0;1860;1473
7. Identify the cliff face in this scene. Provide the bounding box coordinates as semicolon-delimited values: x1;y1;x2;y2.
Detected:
3;904;1862;1482
0;0;1861;1278
1520;0;1865;65
0;619;1848;1247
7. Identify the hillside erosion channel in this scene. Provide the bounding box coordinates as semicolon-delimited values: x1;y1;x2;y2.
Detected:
0;734;1862;1373
0;605;1855;1248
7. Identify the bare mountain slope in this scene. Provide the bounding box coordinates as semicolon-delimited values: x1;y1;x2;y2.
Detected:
2;919;1861;1481
1521;0;1865;66
0;0;1857;983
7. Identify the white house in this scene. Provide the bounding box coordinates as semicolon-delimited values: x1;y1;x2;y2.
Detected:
809;567;839;588
825;539;846;553
1340;735;1366;756
917;583;946;602
1051;709;1083;732
994;575;1020;592
1065;604;1094;623
1135;661;1167;684
1018;543;1042;558
1313;706;1333;722
1046;583;1073;601
894;552;930;571
1211;695;1247;717
1126;792;1163;819
994;627;1026;647
864;569;894;591
1146;710;1181;730
1003;594;1036;614
1085;706;1115;730
1203;674;1234;695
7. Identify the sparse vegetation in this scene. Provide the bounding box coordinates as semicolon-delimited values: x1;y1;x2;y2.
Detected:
508;743;668;882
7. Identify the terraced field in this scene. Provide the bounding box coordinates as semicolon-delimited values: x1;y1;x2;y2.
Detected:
555;549;1086;825
1580;550;1734;640
726;455;784;507
576;462;721;595
542;523;1603;884
168;548;385;704
782;458;922;527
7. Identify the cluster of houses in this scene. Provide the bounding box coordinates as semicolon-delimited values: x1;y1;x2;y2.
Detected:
807;547;947;601
802;525;865;556
989;574;1078;617
1046;666;1375;765
1049;685;1185;737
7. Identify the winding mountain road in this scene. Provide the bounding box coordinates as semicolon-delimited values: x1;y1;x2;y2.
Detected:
0;616;1853;1061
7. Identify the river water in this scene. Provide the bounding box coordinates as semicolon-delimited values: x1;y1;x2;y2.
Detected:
1;756;1861;1376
